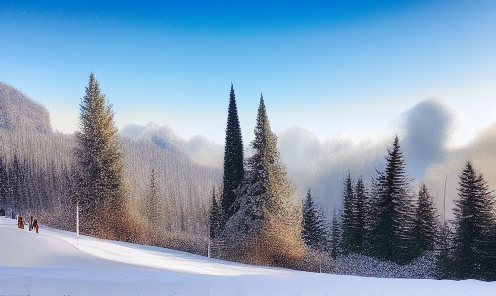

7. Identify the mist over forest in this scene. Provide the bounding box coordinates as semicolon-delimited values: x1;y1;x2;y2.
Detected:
2;79;496;225
1;79;495;280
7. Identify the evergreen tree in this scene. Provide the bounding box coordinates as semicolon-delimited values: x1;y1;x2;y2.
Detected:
302;189;328;251
330;209;341;259
353;177;367;254
225;95;304;265
436;223;455;279
451;162;496;280
74;73;126;239
412;183;438;257
209;187;222;241
369;136;415;264
221;84;244;220
341;173;355;254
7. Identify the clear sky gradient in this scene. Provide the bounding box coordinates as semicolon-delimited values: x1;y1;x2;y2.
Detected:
1;0;495;146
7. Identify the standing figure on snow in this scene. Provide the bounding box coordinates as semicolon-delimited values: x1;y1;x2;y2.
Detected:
18;215;24;229
29;215;33;231
32;215;39;233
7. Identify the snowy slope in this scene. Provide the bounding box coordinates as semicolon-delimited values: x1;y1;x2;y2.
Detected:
1;217;495;296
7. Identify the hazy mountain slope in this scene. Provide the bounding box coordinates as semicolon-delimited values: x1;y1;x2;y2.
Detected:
0;82;51;133
121;122;223;169
0;83;221;254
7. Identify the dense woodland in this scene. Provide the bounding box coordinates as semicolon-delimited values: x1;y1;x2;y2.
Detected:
0;77;495;281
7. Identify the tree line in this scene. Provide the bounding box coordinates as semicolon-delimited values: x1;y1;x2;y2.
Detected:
211;84;496;280
0;76;494;280
0;75;219;254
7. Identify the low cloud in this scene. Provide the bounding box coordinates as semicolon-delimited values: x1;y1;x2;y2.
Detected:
278;98;496;222
401;98;455;180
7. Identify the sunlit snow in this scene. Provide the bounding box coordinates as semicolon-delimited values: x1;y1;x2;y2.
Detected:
1;217;495;296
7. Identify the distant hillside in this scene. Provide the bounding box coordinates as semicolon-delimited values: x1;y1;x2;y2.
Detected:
0;82;221;254
121;122;224;169
0;82;52;133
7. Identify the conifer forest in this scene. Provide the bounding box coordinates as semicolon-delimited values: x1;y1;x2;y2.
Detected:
0;75;495;281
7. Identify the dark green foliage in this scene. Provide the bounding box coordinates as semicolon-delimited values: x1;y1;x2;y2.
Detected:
369;136;415;265
412;183;438;257
353;177;367;254
341;175;367;255
451;162;496;280
330;210;341;259
224;95;304;265
341;173;354;254
209;187;223;240
221;84;244;219
302;189;328;251
436;223;455;279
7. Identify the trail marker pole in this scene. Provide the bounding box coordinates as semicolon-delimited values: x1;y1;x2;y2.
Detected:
76;201;79;248
443;174;447;226
208;225;211;258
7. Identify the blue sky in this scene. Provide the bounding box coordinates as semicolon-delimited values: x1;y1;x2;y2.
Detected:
1;0;495;146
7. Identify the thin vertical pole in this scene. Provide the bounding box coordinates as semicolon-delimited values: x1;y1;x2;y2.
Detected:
76;201;79;248
443;174;447;226
208;225;211;258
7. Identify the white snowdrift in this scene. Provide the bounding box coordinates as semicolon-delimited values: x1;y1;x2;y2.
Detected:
1;216;495;296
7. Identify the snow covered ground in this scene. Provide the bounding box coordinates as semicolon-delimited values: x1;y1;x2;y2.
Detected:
1;216;495;296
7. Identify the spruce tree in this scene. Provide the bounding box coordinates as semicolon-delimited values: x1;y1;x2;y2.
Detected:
353;177;367;254
412;183;438;257
225;95;304;265
74;73;126;239
370;136;415;264
451;162;496;280
436;223;455;279
221;84;244;220
209;187;222;241
302;189;328;251
341;173;355;254
330;210;341;259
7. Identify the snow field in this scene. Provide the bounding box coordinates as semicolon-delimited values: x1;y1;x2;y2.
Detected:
1;217;495;296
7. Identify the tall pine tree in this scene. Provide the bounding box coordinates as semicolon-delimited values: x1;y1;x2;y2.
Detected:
74;73;127;239
302;189;328;251
370;136;415;264
341;174;367;255
341;173;355;254
353;177;367;254
225;95;304;265
451;162;496;280
221;84;245;220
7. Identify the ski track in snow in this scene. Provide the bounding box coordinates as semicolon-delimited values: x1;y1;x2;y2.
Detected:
1;217;495;296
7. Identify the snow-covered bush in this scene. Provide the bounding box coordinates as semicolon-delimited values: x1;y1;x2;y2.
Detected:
334;252;438;279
